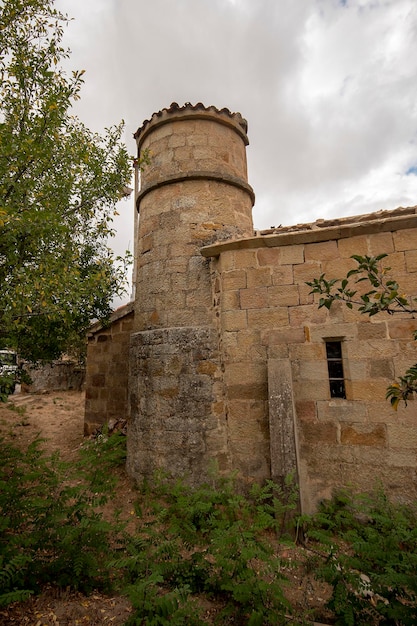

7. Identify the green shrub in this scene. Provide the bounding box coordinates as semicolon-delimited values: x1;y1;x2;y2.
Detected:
77;428;127;495
1;432;305;623
0;373;16;401
304;489;417;625
0;433;126;605
124;575;205;626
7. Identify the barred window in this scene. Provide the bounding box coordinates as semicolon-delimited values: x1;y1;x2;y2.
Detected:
325;341;346;399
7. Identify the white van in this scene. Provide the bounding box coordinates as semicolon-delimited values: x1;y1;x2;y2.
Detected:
0;349;18;395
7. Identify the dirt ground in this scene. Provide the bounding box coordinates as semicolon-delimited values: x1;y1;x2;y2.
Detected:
0;390;333;625
1;390;87;462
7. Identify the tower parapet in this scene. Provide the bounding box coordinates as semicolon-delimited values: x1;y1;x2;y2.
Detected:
134;102;252;200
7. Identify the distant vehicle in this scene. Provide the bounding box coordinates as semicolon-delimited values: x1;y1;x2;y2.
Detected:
0;349;18;395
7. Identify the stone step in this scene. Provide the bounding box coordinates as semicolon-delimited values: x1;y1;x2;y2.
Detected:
9;394;37;407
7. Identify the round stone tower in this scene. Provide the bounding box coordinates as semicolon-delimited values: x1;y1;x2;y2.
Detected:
127;103;254;483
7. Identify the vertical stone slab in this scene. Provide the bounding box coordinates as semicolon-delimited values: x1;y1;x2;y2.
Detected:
268;359;301;506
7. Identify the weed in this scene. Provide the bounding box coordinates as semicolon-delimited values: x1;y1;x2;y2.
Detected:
6;403;26;417
0;429;314;623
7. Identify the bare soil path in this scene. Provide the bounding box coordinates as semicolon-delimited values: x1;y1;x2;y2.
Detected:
3;390;86;461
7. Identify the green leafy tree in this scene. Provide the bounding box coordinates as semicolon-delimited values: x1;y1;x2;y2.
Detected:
307;254;417;409
0;0;134;363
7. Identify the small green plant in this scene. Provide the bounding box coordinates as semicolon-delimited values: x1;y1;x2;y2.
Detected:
0;373;16;401
124;576;205;625
6;402;27;417
77;427;127;495
303;489;417;625
0;366;31;402
1;431;308;622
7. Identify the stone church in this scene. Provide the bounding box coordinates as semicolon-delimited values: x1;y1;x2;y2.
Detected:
84;102;417;513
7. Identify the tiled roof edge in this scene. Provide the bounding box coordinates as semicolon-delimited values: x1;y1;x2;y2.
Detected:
87;301;134;336
259;205;417;236
134;102;248;140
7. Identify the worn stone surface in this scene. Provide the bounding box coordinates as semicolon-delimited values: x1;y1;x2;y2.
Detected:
268;360;300;493
24;361;85;393
127;327;224;483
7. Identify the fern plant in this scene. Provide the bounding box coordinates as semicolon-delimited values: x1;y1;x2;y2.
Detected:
0;555;33;607
304;489;417;625
124;575;205;626
112;472;298;625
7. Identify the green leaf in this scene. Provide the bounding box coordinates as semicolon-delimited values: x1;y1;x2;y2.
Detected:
0;0;140;362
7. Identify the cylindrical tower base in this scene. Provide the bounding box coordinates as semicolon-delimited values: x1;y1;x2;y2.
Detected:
128;103;254;484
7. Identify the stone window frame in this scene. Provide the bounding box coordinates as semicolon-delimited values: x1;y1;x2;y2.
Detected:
324;338;346;400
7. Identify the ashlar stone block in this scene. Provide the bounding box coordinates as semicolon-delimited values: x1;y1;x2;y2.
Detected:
223;269;247;290
280;244;304;265
246;267;272;288
337;235;369;258
240;286;268;309
267;285;300;307
340;423;387;446
393;228;417;252
247;307;289;329
305;240;338;261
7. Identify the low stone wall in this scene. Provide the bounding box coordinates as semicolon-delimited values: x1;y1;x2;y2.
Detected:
23;361;85;393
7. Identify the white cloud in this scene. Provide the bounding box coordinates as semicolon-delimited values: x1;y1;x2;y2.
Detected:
56;0;417;257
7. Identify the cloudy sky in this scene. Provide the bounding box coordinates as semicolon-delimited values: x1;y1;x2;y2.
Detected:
56;0;417;260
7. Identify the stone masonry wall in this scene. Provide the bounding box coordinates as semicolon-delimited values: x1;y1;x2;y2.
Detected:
203;208;417;512
133;109;254;332
126;327;227;483
84;303;134;435
84;102;417;514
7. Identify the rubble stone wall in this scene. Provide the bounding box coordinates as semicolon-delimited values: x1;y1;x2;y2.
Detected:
127;326;226;483
24;361;85;393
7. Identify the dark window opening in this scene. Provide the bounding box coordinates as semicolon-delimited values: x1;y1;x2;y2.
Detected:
325;341;346;399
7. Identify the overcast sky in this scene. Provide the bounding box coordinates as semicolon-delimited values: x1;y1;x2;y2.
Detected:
56;0;417;265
